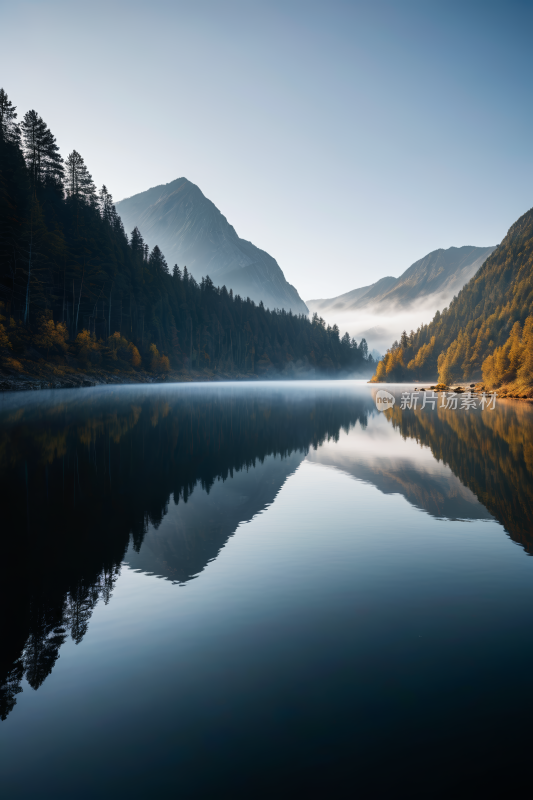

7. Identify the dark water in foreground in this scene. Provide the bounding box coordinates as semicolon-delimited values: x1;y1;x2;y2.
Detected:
1;382;533;797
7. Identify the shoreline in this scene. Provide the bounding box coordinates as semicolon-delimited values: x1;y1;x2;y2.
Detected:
0;365;261;393
0;363;372;392
3;369;530;400
373;381;533;402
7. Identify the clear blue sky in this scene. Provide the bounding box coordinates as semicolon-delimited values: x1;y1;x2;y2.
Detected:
2;0;532;298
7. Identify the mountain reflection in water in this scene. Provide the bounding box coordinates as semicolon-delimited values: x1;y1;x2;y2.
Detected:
1;382;532;753
0;383;371;719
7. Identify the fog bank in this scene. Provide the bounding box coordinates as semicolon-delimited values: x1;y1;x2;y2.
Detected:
313;291;455;355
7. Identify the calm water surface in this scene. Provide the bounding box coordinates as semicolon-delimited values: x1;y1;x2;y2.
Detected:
1;382;533;797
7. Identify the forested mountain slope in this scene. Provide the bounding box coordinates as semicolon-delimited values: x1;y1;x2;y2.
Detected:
372;206;533;392
115;178;308;314
0;88;373;385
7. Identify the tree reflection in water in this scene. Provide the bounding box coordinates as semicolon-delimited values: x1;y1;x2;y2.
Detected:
0;384;372;719
1;384;532;720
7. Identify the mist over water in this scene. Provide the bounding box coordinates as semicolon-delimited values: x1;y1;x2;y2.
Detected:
312;291;455;355
1;382;533;796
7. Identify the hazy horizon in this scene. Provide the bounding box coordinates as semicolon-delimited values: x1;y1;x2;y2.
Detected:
306;292;459;355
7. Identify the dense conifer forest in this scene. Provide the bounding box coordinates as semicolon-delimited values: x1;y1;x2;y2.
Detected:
0;88;373;385
371;206;533;396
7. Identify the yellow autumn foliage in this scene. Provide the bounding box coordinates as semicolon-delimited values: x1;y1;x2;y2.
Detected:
35;316;69;355
482;315;533;397
149;343;170;372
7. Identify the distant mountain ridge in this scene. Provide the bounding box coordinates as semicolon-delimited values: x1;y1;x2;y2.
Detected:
307;245;495;315
308;277;396;314
116;178;308;314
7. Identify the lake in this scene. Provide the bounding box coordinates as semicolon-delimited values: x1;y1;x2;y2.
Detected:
1;381;533;797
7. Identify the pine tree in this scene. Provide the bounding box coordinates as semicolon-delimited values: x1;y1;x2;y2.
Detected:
20;110;63;188
130;226;144;253
41;126;63;188
0;88;20;144
149;246;168;274
20;110;46;185
99;185;116;224
64;150;96;204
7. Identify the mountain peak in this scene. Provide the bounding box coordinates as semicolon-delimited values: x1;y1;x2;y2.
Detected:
116;181;307;314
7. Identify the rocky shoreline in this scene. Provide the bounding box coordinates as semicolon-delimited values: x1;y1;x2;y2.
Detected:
412;382;533;402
